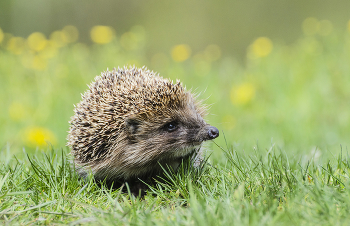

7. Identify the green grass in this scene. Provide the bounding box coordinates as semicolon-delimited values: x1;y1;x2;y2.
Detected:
1;144;350;225
1;26;350;224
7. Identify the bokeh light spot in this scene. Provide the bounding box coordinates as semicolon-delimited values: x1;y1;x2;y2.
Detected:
62;25;79;43
27;32;48;52
39;40;58;59
230;83;256;105
50;31;66;48
7;37;26;55
302;17;320;36
248;37;273;59
171;44;191;62
24;127;57;147
90;26;115;44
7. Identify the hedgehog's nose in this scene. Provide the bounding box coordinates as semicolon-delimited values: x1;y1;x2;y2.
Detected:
207;126;219;140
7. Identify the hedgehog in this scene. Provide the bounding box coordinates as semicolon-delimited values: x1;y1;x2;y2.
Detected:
67;66;219;189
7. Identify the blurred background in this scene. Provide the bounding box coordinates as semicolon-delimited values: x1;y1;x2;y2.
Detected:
1;0;350;162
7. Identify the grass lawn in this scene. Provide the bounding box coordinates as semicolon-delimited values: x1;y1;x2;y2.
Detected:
1;23;350;225
1;145;350;225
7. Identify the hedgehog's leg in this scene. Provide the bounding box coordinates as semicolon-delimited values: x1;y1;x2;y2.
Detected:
126;181;149;197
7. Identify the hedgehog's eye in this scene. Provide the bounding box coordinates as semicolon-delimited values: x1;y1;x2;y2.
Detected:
165;122;178;132
125;118;140;134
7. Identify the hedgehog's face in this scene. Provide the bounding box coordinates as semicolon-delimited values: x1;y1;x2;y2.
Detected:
123;101;219;162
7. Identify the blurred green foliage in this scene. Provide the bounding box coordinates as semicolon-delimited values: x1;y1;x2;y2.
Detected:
2;1;350;58
1;19;350;160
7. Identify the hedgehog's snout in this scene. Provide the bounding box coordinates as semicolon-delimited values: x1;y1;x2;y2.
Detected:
193;125;219;143
207;126;219;140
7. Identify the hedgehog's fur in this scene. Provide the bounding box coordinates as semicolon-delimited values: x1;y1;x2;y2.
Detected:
67;66;218;187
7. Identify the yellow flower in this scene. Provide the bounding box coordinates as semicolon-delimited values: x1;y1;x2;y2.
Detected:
0;27;4;44
24;127;57;147
230;83;256;105
39;40;58;59
90;26;115;44
248;37;273;59
7;37;26;55
302;17;319;36
50;30;66;48
49;26;79;47
27;32;48;52
62;25;79;43
171;44;191;62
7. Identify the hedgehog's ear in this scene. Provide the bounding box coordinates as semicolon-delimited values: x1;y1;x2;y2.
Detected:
125;117;141;135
